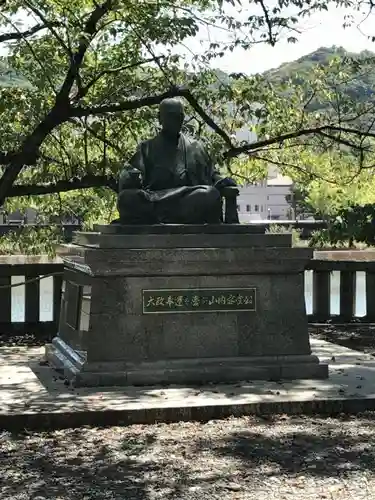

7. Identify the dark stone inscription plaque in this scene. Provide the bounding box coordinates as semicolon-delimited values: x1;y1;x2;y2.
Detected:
142;288;256;314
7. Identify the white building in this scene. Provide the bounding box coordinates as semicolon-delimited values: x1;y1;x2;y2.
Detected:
228;120;294;222
237;166;293;222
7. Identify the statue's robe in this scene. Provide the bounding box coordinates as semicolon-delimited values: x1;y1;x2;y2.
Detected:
117;132;223;224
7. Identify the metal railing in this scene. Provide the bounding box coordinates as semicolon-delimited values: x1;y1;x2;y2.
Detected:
0;255;374;339
0;257;64;336
306;258;375;323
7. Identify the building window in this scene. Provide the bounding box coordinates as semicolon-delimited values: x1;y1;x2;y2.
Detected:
246;204;250;212
254;205;259;212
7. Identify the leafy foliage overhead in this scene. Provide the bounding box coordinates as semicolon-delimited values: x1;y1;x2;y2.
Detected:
0;0;374;223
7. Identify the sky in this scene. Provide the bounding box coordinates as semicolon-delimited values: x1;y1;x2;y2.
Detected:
3;3;375;75
181;4;375;74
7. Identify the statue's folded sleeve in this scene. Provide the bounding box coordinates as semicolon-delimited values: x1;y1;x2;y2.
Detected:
199;144;222;185
118;143;147;191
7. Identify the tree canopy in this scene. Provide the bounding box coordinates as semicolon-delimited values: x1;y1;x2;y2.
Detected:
1;0;375;223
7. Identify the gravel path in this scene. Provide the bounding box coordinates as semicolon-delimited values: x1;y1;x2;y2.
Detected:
2;414;375;500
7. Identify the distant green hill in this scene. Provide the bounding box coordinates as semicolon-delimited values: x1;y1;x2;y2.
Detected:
2;45;375;107
265;46;357;79
264;46;375;106
213;46;375;111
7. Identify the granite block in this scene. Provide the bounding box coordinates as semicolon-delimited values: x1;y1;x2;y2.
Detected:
75;246;313;277
83;273;309;362
90;274;264;315
93;223;266;235
73;232;292;249
46;229;327;387
46;338;327;387
280;362;329;379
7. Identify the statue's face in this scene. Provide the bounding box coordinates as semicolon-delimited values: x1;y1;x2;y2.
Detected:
159;101;184;135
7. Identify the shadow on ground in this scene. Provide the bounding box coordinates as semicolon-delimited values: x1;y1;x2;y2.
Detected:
207;414;375;477
1;429;160;500
311;324;375;355
2;415;375;499
4;336;375;423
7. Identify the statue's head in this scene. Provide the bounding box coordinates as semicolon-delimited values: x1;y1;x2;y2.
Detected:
159;98;184;136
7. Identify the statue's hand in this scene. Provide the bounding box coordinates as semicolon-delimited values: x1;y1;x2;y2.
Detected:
214;177;237;190
128;168;142;182
119;168;142;190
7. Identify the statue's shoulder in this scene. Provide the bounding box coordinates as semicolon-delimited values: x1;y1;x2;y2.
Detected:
181;133;204;150
139;134;164;151
137;138;153;150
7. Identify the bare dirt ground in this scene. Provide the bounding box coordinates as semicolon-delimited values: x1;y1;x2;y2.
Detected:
310;324;375;355
2;413;375;500
2;326;375;499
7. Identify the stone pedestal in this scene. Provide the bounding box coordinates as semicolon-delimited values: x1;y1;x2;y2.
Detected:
46;224;328;386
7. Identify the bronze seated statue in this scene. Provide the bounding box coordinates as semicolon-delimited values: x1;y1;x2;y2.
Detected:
115;98;239;225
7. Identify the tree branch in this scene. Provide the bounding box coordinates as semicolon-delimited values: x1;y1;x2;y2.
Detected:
183;92;234;147
0;151;25;165
0;120;374;170
316;130;364;151
23;1;70;55
223;124;375;159
0;1;116;205
0;22;56;43
74;55;165;101
0;12;58;94
70;86;191;117
84;123;123;154
224;127;324;159
251;154;339;184
9;174;117;197
58;0;115;102
71;85;235;147
255;0;276;46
